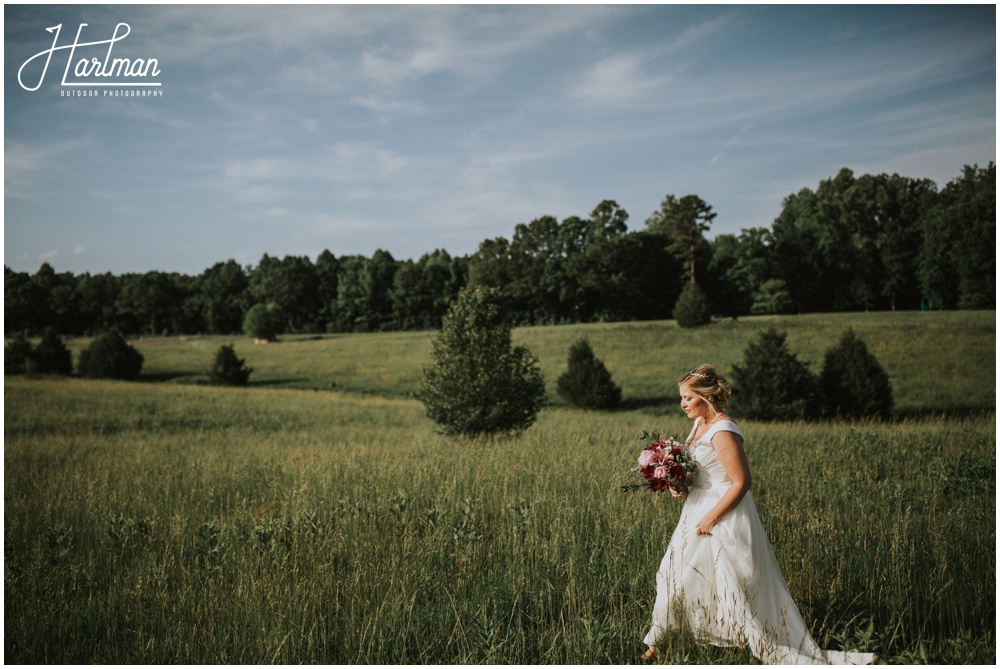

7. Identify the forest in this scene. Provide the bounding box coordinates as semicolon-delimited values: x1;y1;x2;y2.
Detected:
4;163;994;338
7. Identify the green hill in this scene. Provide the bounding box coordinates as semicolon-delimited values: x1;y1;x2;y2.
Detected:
105;310;995;415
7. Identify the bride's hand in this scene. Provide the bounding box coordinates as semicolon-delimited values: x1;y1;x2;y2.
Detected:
695;516;716;536
670;473;694;499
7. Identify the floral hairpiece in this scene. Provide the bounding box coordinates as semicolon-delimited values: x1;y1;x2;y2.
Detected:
688;371;708;379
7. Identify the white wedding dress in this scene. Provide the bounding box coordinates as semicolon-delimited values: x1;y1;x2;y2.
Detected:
643;418;874;665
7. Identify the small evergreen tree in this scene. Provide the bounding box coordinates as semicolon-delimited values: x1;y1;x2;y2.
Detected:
819;329;893;419
673;281;711;328
77;330;144;380
421;285;545;437
556;338;622;410
30;328;73;375
4;333;34;376
208;344;252;387
243;303;284;342
730;327;819;420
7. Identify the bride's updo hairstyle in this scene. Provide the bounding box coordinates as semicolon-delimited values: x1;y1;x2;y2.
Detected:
680;363;732;412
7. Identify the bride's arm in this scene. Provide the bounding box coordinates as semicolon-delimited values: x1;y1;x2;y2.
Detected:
695;431;751;536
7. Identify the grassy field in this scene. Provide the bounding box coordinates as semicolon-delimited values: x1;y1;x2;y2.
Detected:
4;311;996;663
92;310;994;413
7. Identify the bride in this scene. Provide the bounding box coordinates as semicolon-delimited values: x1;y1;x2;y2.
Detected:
641;364;873;665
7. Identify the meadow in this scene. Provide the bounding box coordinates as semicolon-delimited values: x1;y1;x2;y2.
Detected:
4;311;995;664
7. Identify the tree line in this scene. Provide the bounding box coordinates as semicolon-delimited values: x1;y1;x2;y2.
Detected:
5;163;994;338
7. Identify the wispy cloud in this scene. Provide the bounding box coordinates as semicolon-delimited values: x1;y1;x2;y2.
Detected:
4;5;992;274
4;138;92;200
569;53;670;107
662;13;740;55
327;142;409;184
223;157;291;182
709;124;755;166
349;96;423;116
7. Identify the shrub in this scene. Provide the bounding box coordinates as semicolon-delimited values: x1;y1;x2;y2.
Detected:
4;333;33;376
556;338;622;410
819;329;893;419
673;281;711;328
208;344;252;387
244;303;284;342
29;328;73;376
730;327;819;421
421;285;546;437
77;330;144;380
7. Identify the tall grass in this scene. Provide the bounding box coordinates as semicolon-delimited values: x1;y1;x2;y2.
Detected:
5;371;994;663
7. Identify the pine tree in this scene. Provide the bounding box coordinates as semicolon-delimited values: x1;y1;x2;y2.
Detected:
4;333;33;376
730;328;819;420
556;338;622;410
673;281;711;328
819;329;893;419
421;285;545;437
30;328;73;375
208;344;252;387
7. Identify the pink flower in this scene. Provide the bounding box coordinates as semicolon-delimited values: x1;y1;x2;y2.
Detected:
653;466;669;480
637;449;658;468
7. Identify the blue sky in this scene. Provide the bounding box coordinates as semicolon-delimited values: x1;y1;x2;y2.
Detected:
4;3;995;275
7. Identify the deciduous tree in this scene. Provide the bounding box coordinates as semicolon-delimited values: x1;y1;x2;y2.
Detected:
77;330;144;380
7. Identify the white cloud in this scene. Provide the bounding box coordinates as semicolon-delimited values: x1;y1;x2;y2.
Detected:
349;96;422;115
562;13;736;110
569;53;670;107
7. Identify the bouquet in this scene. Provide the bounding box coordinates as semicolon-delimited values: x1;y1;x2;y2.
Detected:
622;430;697;494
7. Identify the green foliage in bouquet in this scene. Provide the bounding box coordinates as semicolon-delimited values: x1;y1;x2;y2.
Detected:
421;285;545;437
819;329;893;419
4;332;34;376
730;327;819;421
556;338;621;410
673;280;711;328
243;303;284;342
30;328;74;376
77;330;144;381
208;344;252;387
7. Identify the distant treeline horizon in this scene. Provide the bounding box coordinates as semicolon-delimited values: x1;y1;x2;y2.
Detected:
5;163;994;338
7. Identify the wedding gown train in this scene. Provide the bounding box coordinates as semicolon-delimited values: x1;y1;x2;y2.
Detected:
643;419;874;665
